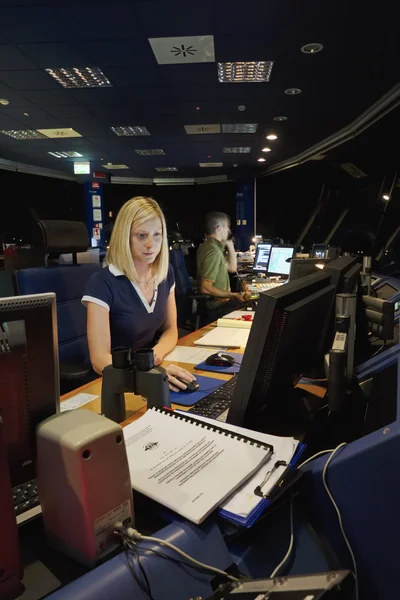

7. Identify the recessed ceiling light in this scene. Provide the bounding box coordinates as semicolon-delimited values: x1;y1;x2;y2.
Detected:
184;124;221;134
37;128;82;138
23;112;29;117
196;106;200;110
155;167;178;172
102;163;130;169
0;98;9;106
262;147;272;152
285;88;302;95
301;43;324;54
238;105;246;111
382;194;390;201
222;123;258;134
257;158;266;162
218;61;274;83
48;151;83;158
266;134;278;140
274;116;288;122
223;147;251;154
45;67;112;89
0;129;45;140
111;126;150;136
199;162;223;168
135;149;165;156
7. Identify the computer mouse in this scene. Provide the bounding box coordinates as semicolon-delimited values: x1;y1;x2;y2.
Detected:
205;352;235;367
175;377;200;393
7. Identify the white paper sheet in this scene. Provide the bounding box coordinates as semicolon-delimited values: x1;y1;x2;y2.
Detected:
194;327;250;348
163;346;222;364
176;412;298;519
60;393;98;412
123;408;272;524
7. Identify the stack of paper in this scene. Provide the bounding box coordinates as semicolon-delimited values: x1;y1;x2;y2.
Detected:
194;327;250;349
178;413;304;527
123;407;274;525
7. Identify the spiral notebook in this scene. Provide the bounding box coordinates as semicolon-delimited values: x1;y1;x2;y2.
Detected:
123;407;274;524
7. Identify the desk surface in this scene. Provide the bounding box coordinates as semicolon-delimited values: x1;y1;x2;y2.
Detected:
61;324;242;428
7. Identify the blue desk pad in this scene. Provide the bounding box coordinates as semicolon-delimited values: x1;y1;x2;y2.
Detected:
170;375;226;407
194;352;243;374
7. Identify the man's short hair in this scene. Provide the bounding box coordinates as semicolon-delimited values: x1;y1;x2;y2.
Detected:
205;211;229;235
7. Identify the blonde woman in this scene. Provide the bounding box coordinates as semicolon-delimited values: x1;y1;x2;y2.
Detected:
82;196;195;392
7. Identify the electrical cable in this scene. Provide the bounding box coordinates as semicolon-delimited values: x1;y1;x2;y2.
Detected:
116;526;240;583
296;449;336;470
322;443;358;600
123;543;155;600
269;494;294;578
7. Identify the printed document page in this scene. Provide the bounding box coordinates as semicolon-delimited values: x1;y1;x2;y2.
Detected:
123;409;271;524
194;327;250;348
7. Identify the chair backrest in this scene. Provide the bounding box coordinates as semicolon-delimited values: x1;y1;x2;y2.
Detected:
16;220;99;365
17;264;99;365
169;249;192;297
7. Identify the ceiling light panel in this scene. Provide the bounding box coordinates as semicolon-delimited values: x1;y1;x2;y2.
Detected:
48;151;83;158
274;116;288;121
218;61;274;83
199;162;223;167
0;129;46;140
135;149;165;156
222;123;258;134
36;128;82;138
184;124;221;134
45;67;112;89
102;164;129;169
155;167;178;172
223;147;251;154
111;126;150;136
149;35;215;65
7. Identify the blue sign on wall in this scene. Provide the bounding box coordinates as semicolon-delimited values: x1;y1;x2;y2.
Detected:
84;181;105;247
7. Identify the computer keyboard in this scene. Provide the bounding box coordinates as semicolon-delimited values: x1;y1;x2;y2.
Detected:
189;375;238;422
12;478;42;524
247;281;285;293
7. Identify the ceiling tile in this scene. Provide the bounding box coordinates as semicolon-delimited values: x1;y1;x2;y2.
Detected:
17;42;93;69
19;90;78;106
58;4;141;40
0;45;38;70
82;40;155;68
0;7;73;43
0;70;59;91
0;83;32;107
1;106;64;129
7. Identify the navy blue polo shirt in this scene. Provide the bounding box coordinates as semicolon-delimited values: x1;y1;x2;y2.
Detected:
82;264;175;352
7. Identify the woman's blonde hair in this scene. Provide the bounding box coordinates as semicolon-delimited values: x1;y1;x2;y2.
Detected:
106;196;169;283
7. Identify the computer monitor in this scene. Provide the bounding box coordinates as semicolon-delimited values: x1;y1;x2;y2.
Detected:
268;246;295;277
0;293;59;485
253;243;272;274
289;258;330;282
227;272;336;434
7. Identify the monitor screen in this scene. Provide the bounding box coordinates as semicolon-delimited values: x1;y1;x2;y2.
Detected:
311;244;327;259
227;272;336;434
268;246;295;276
0;294;59;485
253;243;272;272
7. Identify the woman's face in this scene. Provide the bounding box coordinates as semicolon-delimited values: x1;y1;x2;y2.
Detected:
130;216;163;266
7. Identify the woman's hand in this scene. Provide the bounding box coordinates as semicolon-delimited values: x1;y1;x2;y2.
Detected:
165;364;197;392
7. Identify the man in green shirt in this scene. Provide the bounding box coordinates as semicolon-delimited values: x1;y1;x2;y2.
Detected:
197;212;249;322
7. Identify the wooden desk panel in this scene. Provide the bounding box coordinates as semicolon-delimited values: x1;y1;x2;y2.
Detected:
60;325;244;428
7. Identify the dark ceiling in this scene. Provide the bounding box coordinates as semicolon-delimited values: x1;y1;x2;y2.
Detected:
0;0;398;180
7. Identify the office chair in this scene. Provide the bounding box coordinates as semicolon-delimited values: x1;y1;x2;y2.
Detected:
169;248;211;331
16;220;100;393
